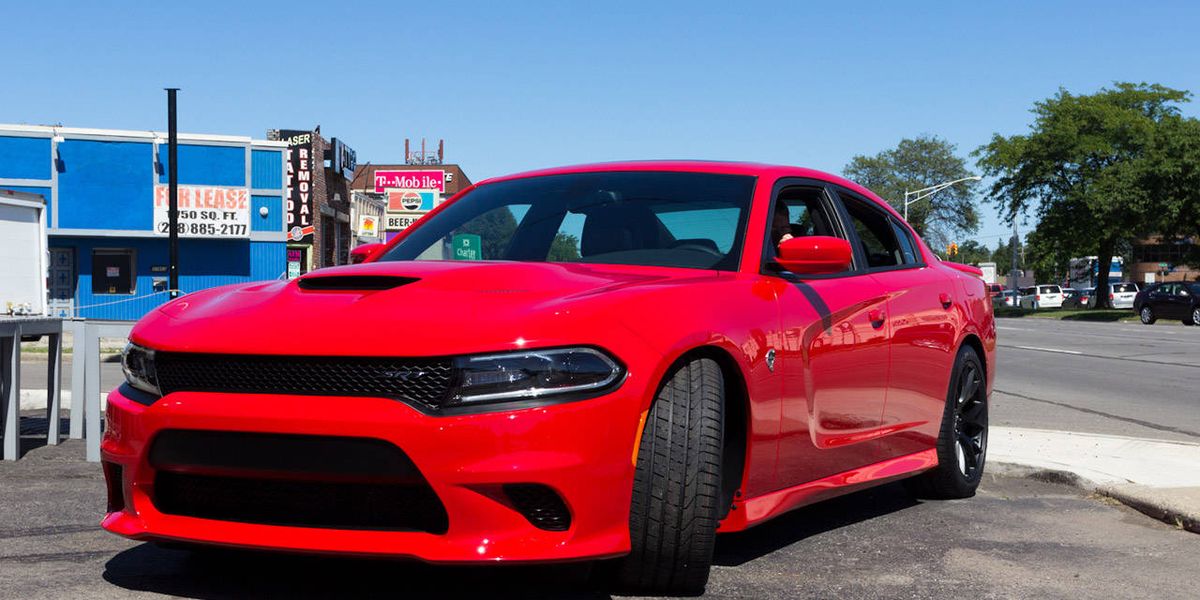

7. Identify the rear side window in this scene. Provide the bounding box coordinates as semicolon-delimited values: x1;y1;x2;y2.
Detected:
839;193;903;269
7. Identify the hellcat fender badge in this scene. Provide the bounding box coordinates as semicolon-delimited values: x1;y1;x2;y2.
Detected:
765;348;776;372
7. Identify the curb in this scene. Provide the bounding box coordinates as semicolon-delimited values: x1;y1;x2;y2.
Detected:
988;425;1200;535
991;462;1200;534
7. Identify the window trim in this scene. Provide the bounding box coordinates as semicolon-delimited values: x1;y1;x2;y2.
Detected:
91;247;137;296
758;178;863;282
829;185;927;274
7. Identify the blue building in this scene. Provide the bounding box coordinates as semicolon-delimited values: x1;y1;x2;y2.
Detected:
0;124;288;320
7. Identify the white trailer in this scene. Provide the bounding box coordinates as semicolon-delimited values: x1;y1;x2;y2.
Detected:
978;262;997;285
0;189;48;316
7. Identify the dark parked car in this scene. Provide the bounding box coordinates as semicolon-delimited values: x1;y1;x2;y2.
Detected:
1134;282;1200;325
1061;287;1084;308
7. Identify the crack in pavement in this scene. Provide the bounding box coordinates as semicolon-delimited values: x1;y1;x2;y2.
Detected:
0;550;114;564
994;388;1200;440
0;523;100;539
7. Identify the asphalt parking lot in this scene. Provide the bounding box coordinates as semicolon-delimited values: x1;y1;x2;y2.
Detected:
1;441;1195;600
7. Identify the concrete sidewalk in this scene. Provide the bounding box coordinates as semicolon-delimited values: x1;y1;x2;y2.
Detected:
990;426;1200;532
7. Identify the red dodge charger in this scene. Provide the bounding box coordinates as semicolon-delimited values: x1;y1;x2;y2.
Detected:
103;162;995;595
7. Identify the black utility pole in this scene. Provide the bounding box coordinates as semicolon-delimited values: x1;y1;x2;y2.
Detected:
166;88;180;299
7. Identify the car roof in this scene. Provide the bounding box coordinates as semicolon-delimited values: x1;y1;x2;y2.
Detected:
477;161;886;205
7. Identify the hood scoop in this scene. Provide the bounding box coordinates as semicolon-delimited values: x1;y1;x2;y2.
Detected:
297;275;419;291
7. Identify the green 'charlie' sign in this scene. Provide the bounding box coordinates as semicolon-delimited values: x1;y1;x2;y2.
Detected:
452;234;481;260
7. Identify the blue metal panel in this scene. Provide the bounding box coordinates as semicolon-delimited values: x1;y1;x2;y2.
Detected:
251;149;283;189
56;140;154;230
0;135;52;180
60;236;286;320
251;195;283;232
0;185;51;224
250;241;286;280
158;144;246;187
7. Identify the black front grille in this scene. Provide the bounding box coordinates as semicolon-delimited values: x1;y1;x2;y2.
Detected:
504;484;571;532
149;430;449;533
154;353;455;409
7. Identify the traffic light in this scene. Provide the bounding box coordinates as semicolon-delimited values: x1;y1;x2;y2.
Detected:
947;242;959;258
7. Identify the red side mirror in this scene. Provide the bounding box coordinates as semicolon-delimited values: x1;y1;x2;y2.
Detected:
350;243;385;264
776;236;853;275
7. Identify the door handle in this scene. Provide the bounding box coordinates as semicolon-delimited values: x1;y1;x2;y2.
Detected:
868;309;885;329
939;292;953;309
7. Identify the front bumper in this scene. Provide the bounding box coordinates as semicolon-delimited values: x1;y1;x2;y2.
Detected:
100;384;643;563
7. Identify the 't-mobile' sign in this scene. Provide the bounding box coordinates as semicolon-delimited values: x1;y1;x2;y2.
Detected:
153;185;250;238
374;170;445;194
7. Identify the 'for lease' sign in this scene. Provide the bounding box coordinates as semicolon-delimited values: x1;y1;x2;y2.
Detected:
153;185;250;238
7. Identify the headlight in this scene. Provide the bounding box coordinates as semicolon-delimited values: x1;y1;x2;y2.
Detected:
448;347;623;406
121;343;161;396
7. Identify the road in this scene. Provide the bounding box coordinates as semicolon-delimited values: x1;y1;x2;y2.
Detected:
991;318;1200;442
0;441;1195;600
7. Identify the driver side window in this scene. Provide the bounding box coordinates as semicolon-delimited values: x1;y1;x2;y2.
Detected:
762;185;851;274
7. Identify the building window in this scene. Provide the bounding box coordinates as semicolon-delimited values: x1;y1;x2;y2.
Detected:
92;249;136;295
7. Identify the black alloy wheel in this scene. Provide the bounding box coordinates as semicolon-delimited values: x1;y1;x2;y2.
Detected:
904;346;988;499
951;359;988;480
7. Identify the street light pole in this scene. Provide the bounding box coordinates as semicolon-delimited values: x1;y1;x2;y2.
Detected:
902;175;982;222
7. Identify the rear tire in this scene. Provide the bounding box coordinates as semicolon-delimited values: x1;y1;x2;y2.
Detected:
904;346;987;499
1187;307;1200;326
608;358;724;597
1140;306;1156;325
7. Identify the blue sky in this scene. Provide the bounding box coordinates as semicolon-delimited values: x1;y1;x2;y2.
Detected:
6;1;1199;246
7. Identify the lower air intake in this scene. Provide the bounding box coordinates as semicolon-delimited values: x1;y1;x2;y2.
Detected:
504;484;572;532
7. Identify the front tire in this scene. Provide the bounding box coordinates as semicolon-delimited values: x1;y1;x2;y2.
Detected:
1140;306;1156;325
1187;307;1200;326
904;346;987;499
609;358;724;596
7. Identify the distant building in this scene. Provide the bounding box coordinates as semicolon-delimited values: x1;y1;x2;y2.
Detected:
1131;236;1199;284
0;123;287;320
350;158;472;242
266;129;358;277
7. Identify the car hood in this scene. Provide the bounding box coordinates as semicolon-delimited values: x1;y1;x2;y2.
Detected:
133;260;726;356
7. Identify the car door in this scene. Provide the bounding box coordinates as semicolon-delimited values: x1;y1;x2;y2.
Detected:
1165;283;1192;318
830;187;960;459
765;181;892;488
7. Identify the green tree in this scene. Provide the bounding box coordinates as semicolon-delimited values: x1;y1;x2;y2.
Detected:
458;206;518;259
548;232;581;261
975;82;1200;307
843;135;980;249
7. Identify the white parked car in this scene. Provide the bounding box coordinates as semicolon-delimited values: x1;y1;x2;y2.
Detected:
1106;282;1140;309
1019;285;1065;309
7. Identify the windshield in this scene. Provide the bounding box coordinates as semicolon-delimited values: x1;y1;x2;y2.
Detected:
379;171;756;271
